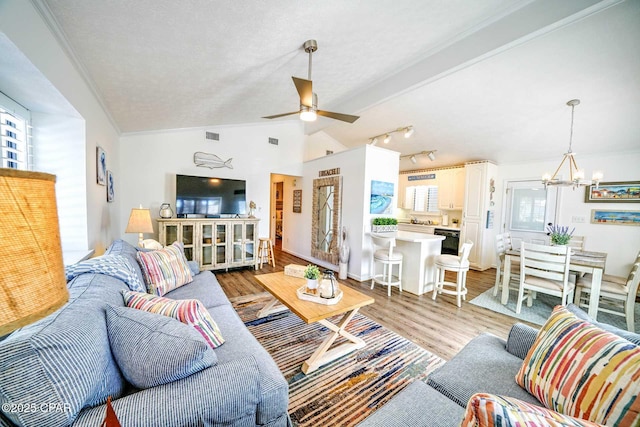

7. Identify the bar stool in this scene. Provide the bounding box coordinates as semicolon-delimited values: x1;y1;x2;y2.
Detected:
370;235;403;297
432;241;473;307
258;238;275;268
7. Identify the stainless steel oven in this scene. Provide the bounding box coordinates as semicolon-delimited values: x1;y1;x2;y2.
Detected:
434;228;460;255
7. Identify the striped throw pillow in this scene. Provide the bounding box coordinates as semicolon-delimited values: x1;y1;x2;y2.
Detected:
462;393;601;427
122;291;225;348
516;305;640;426
137;242;193;296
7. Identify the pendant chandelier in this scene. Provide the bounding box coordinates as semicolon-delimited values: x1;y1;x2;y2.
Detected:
542;99;602;189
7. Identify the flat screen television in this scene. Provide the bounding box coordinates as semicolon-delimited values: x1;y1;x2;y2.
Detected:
176;174;246;217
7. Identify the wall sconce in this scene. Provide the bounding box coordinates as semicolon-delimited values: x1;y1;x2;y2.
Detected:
368;125;415;145
400;150;437;164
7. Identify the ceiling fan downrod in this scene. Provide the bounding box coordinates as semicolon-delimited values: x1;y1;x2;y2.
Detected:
303;39;317;81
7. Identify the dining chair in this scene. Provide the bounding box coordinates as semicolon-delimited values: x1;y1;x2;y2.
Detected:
568;235;585;250
370;235;403;296
493;233;519;296
574;250;640;332
516;242;573;314
433;241;473;307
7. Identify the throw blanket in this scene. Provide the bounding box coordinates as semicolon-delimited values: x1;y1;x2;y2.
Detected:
65;254;146;293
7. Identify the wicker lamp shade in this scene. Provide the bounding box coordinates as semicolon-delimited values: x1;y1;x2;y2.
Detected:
0;169;68;335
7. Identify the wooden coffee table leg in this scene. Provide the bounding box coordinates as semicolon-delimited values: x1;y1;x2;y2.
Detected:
301;308;366;374
256;298;289;318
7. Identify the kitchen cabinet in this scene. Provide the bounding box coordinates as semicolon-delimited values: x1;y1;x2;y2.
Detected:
158;218;259;271
437;167;465;210
460;161;497;270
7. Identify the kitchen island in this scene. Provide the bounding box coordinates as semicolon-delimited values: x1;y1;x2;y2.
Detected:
371;231;445;296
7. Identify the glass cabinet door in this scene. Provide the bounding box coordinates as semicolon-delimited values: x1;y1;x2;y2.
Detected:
244;223;255;263
181;223;195;261
165;224;178;245
214;223;227;267
232;223;244;264
200;224;213;267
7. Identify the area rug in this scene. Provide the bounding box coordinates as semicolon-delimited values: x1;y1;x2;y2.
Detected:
470;288;640;330
231;293;445;427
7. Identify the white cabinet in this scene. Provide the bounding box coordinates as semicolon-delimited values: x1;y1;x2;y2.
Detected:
460;161;497;270
437;167;465;210
158;218;259;271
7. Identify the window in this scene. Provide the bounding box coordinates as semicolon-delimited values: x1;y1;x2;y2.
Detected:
0;108;30;170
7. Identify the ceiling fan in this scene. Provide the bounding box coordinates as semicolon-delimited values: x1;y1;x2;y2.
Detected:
262;40;360;124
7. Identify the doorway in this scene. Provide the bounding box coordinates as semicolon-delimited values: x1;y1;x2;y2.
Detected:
503;180;559;247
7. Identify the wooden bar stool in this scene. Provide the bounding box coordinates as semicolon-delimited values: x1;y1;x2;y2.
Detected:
433;241;473;307
258;238;276;268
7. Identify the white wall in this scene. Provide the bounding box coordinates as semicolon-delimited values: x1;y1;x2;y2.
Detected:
0;1;121;254
284;145;399;280
495;151;640;277
304;131;349;161
118;122;305;246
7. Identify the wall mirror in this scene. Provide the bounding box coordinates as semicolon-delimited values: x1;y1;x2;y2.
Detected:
311;176;342;265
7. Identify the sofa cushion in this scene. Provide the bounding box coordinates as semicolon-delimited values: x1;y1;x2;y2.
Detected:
426;333;539;408
105;239;146;285
0;273;128;427
65;254;146;293
164;271;230;309
122;291;224;348
516;305;640;426
105;306;217;389
137;242;193;296
505;322;539;360
566;303;640;345
461;393;601;427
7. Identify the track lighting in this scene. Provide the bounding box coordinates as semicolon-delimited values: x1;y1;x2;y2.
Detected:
368;125;414;145
404;127;414;138
400;150;437;164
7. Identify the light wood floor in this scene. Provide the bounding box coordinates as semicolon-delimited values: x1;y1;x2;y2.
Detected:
215;244;535;361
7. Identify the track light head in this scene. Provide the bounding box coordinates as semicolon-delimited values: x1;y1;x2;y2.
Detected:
383;134;391;144
370;137;378;146
410;155;417;164
427;151;436;161
404;127;414;138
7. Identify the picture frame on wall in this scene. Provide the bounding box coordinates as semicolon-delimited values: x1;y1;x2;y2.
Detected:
293;189;302;213
97;146;107;186
584;181;640;203
591;209;640;226
107;170;114;202
370;180;394;214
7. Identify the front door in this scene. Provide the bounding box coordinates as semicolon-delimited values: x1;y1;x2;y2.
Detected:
503;180;558;248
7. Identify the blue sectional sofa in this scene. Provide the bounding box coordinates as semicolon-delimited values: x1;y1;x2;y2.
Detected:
0;240;290;427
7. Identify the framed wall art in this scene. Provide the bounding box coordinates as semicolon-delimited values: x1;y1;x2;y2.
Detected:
584;181;640;203
370;180;394;214
591;209;640;226
97;146;107;186
292;189;302;213
107;170;114;202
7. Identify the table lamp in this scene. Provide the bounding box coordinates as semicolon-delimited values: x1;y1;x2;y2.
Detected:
0;169;69;336
125;206;154;247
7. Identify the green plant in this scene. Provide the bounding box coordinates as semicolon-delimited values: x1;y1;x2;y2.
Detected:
304;264;321;280
546;224;575;245
372;217;398;226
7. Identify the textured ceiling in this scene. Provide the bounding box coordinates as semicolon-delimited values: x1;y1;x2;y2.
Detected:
27;0;640;169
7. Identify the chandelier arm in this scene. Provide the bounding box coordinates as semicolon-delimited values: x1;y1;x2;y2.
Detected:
550;154;569;180
569;155;581;180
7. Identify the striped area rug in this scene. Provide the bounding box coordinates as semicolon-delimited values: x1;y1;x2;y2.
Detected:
231;293;445;427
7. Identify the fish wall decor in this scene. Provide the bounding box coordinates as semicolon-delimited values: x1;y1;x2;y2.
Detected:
194;152;233;169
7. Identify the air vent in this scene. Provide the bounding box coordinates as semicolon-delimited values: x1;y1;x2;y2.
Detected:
205;131;219;141
268;137;279;145
326;150;334;155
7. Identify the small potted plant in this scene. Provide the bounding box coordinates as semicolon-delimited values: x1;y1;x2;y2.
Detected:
304;264;321;290
372;217;398;233
546;224;575;246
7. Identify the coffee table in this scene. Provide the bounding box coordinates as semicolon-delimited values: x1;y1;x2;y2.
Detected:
254;272;374;374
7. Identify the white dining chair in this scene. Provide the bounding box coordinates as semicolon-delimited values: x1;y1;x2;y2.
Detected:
433;241;473;307
370;235;403;296
574;250;640;332
516;242;573;314
568;235;586;250
493;233;519;297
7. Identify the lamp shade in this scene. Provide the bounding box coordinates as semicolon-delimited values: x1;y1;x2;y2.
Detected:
125;208;154;234
0;169;68;335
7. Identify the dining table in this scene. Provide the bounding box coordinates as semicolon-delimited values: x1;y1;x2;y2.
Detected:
501;248;608;319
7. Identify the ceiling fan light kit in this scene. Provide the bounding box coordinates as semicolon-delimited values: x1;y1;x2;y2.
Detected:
262;40;359;124
542;99;602;189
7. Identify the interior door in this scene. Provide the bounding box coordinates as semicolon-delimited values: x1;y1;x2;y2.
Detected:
503;180;558;248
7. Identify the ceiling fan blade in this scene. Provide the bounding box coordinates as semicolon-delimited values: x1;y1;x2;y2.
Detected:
292;77;313;107
317;110;360;123
262;111;299;119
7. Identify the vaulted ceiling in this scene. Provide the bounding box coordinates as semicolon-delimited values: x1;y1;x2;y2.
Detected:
23;1;640;169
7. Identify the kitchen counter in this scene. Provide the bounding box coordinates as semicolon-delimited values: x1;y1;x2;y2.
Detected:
370;231;444;296
397;222;461;233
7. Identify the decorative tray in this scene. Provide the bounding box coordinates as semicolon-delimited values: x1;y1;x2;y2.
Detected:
296;286;343;305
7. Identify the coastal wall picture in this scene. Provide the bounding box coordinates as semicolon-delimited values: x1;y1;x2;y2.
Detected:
591;209;640;226
370;180;394;214
107;170;114;202
97;146;106;185
585;181;640;203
